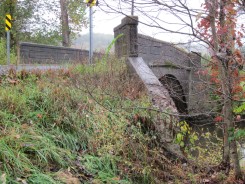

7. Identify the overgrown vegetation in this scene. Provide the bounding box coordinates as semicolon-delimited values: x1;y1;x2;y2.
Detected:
0;58;244;183
0;0;87;47
0;38;16;65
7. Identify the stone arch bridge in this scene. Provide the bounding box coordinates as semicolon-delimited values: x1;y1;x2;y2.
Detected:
114;16;211;114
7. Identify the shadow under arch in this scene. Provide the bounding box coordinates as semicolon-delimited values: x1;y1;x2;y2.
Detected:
159;74;188;114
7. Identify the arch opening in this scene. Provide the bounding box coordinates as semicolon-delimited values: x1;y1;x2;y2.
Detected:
159;74;188;114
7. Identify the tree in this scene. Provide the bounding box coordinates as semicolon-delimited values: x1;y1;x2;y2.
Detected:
60;0;70;46
29;0;87;46
0;0;36;45
59;0;88;47
100;0;244;179
0;0;87;47
198;0;243;178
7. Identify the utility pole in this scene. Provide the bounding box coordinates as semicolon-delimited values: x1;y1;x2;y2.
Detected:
89;6;93;64
131;0;135;16
188;39;191;52
86;0;97;64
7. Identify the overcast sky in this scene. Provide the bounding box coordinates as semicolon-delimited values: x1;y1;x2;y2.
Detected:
82;7;124;35
82;0;204;43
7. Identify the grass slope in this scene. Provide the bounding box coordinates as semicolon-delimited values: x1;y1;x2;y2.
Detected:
0;59;167;183
0;58;243;183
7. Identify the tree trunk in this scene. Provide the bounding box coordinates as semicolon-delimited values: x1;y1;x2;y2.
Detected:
221;0;242;178
218;0;230;166
209;0;242;178
60;0;70;47
221;67;231;172
221;64;242;179
209;2;230;167
230;133;243;179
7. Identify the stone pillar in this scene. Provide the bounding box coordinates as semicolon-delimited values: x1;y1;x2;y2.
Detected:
114;16;138;58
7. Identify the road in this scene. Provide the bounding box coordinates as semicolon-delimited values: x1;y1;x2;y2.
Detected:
0;64;67;75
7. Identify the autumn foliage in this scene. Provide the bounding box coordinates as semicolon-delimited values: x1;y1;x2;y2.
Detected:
197;0;244;179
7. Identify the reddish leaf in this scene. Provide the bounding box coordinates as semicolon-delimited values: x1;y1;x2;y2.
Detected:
214;116;223;122
37;114;42;119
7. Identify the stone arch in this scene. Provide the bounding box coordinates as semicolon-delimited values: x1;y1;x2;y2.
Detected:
159;74;188;114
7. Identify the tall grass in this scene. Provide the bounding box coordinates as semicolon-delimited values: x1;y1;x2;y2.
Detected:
0;56;230;183
0;58;165;183
0;38;17;65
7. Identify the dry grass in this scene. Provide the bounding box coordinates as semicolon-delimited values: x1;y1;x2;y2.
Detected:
0;57;243;183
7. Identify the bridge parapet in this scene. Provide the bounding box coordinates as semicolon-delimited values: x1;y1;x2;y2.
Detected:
114;16;138;57
19;42;102;64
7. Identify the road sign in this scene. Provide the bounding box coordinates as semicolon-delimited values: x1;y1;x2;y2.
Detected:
5;14;12;31
5;14;12;64
86;0;97;7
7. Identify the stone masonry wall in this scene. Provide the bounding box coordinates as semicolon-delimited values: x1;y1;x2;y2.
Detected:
137;35;208;113
137;34;193;103
114;16;138;58
19;42;89;64
138;34;191;67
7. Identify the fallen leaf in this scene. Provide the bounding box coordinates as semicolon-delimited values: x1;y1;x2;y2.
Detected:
55;171;80;184
14;134;21;139
37;114;42;119
0;173;6;184
7;78;19;85
202;178;210;183
16;178;28;184
112;177;120;181
21;124;29;129
214;116;223;122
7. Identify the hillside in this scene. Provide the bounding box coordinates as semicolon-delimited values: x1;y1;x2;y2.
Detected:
0;59;181;183
0;58;243;183
72;33;114;51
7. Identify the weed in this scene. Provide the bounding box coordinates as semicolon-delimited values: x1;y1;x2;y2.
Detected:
27;173;59;184
0;38;17;65
0;56;238;183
